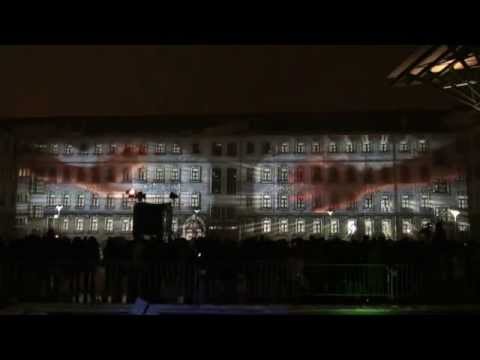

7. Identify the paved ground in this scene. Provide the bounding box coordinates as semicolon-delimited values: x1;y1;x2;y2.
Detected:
3;303;480;315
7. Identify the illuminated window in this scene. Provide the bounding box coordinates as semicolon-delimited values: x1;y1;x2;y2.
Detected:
280;142;289;153
63;194;70;208
64;144;73;155
155;168;165;182
262;167;272;182
313;219;321;234
458;195;468;209
418;140;428;153
381;196;391;212
105;218;114;233
171;168;180;182
191;193;201;208
382;220;392;238
459;222;469;232
94;144;103;155
279;194;289;209
347;219;357;235
401;195;410;209
279;167;289;183
380;142;388;152
364;195;373;209
263;218;271;233
18;168;31;177
137;167;147;182
330;219;339;234
172;143;181;154
433;180;449;194
365;219;373;237
434;207;448;220
362;142;371;153
122;218;132;232
312;142;320;153
76;218;84;232
50;144;59;154
91;194;99;208
279;219;289;233
296;142;305;153
399;141;409;152
296;218;305;233
62;218;69;232
346;143;354;153
90;217;98;232
191;166;201;182
108;144;117;154
263;194;272;209
172;218;178;233
328;142;337;153
402;219;412;235
33;205;43;218
47;193;56;207
76;194;85;208
106;194;114;209
155;143;165;154
421;195;430;208
295;193;305;209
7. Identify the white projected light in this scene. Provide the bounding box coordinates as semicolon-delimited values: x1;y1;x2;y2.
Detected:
53;205;63;219
347;220;357;235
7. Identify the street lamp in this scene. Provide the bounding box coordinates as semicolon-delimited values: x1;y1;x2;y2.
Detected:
326;209;334;238
53;204;63;235
449;209;460;240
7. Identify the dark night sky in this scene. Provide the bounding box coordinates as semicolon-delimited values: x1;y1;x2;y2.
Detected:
0;45;458;119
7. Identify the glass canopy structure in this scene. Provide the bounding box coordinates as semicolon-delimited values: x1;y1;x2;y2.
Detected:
388;46;480;112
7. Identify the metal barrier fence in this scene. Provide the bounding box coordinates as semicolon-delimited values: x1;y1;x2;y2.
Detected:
303;264;425;300
0;259;473;304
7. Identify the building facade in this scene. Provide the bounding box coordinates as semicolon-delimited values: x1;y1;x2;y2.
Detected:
12;114;470;242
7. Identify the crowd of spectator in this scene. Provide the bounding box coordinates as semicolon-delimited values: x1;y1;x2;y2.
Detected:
0;222;479;305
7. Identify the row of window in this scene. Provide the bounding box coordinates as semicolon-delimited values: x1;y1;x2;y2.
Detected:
17;215;180;234
41;192;202;210
18;166;201;183
19;164;463;190
32;138;431;157
252;193;468;210
253;217;469;235
15;214;470;235
23;191;468;215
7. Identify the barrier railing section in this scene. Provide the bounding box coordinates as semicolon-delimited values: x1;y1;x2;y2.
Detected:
0;259;473;304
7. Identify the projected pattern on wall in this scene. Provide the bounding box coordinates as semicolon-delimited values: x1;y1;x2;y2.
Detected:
15;133;470;241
